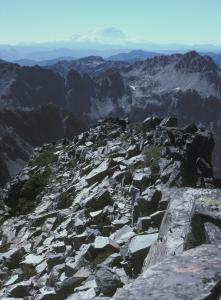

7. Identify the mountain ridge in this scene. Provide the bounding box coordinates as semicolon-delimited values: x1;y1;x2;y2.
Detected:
0;117;221;298
1;51;221;185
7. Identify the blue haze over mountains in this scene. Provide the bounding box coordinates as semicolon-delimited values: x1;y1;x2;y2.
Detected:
0;27;221;68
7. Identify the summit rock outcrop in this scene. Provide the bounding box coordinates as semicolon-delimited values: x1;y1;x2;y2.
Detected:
0;117;221;299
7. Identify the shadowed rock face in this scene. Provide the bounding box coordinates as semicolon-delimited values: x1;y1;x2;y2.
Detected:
0;118;221;299
0;104;86;187
66;70;95;117
0;62;88;185
0;62;65;110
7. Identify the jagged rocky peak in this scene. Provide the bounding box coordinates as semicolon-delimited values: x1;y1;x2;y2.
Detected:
98;69;127;98
116;57;221;123
78;56;105;63
140;51;219;73
0;117;221;299
174;50;220;73
48;55;129;78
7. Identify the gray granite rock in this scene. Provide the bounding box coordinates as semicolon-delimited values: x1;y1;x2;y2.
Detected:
114;244;221;300
96;266;123;296
144;188;221;268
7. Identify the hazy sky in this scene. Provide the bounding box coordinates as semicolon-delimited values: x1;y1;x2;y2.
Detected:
1;0;221;45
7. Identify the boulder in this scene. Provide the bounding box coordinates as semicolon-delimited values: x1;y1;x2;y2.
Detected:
133;189;162;223
132;168;151;190
102;253;122;267
110;226;135;245
92;236;119;254
47;264;65;287
46;254;66;272
8;281;31;298
160;117;178;127
1;247;26;269
144;188;221;268
142;117;162;130
66;288;96;299
122;233;158;276
136;217;151;233
85;160;110;185
4;274;19;287
81;189;111;210
21;254;44;275
36;290;57;300
125;234;158;260
149;210;165;228
55;274;86;299
114;244;221;300
95;266;123;296
126;145;139;159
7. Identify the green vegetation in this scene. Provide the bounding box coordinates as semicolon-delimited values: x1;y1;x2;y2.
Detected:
16;168;51;215
142;145;163;175
69;157;77;168
128;122;143;132
32;150;58;167
21;169;51;199
57;191;73;209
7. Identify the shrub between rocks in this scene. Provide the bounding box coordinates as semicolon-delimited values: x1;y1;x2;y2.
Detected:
31;150;58;167
17;168;51;215
142;145;163;174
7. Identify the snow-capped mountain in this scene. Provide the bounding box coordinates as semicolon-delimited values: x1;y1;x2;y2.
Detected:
70;27;128;45
1;27;221;62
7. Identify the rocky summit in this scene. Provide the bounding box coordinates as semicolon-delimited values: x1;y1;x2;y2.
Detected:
0;117;221;299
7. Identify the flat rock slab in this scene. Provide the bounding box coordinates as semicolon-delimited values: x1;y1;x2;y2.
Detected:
127;233;158;258
85;160;110;184
113;244;221;300
144;188;221;268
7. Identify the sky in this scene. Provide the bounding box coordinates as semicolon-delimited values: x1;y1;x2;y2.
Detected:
0;0;221;45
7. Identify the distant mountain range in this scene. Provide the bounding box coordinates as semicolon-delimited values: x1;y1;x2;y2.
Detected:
108;50;161;62
46;51;221;120
13;56;76;67
1;51;221;121
5;48;221;72
1;27;221;62
108;50;221;68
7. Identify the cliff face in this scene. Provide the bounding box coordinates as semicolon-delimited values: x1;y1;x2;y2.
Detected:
0;117;220;299
0;62;65;110
0;104;87;187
